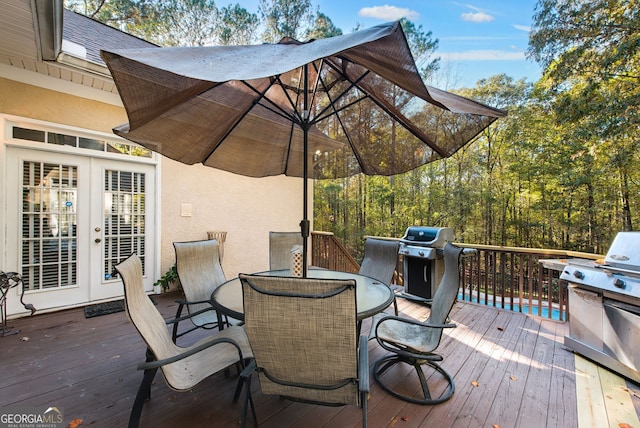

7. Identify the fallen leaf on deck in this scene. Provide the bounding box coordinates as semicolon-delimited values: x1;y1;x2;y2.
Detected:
497;326;504;331
68;418;83;428
510;375;517;381
471;380;479;387
20;337;29;341
401;416;409;421
618;423;632;428
493;425;501;428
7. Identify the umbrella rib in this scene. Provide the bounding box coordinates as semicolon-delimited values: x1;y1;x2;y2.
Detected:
312;61;371;122
240;77;302;125
282;68;305;176
364;90;449;157
203;79;278;161
312;94;368;124
310;61;371;174
272;74;306;123
323;58;449;158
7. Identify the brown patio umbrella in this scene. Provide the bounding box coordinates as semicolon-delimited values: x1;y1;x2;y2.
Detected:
101;20;505;276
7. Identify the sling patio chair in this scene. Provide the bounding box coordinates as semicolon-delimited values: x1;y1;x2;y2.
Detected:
172;239;234;342
238;273;369;427
372;242;464;405
359;237;400;316
268;231;303;271
115;254;253;428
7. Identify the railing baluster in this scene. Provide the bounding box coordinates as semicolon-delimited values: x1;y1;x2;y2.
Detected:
311;232;600;321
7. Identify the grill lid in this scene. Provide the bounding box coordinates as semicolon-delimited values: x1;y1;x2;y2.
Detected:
401;226;453;247
604;232;640;271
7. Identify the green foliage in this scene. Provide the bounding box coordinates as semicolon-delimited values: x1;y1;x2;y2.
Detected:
154;264;178;292
399;18;439;79
306;12;342;40
70;0;640;254
259;0;314;42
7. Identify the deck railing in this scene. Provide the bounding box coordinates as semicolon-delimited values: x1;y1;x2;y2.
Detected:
311;232;603;321
311;231;360;272
455;244;601;321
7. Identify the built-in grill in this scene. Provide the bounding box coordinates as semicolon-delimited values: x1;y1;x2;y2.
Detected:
561;232;640;383
398;226;453;301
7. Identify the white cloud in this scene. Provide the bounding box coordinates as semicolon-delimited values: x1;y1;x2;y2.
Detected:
461;11;495;23
513;24;531;32
439;50;525;61
358;5;420;21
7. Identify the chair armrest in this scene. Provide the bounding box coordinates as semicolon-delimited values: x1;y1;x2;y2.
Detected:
164;306;214;325
358;335;369;393
174;298;211;305
375;315;456;339
240;358;256;379
138;337;244;370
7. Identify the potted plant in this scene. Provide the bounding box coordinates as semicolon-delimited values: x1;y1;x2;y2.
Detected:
154;263;179;292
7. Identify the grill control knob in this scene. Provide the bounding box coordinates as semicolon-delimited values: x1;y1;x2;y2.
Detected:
613;278;626;289
419;250;425;256
573;270;585;280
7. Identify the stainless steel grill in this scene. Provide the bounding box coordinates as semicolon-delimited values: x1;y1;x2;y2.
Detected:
398;226;453;301
561;232;640;383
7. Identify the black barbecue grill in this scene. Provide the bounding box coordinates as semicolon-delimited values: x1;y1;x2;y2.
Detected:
399;226;453;301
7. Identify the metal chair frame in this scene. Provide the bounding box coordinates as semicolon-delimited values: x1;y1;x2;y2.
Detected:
172;239;231;342
115;254;252;428
373;243;464;405
238;274;369;428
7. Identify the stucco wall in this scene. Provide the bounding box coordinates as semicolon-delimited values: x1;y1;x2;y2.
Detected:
0;77;126;132
161;158;309;278
1;78;310;285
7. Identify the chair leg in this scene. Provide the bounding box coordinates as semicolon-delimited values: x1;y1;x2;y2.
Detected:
240;374;257;428
128;349;157;428
233;363;248;402
373;354;455;405
128;367;158;428
361;390;368;428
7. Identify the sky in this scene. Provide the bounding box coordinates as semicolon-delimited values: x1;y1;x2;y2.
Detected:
222;0;542;89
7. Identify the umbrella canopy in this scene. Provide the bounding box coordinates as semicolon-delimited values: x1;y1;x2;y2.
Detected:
101;20;505;275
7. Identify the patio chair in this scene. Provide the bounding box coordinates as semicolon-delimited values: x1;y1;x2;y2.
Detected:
359;237;399;316
372;242;463;405
172;239;232;342
268;231;303;270
238;274;369;428
115;254;253;428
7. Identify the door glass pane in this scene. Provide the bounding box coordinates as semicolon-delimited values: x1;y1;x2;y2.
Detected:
21;161;77;291
104;170;146;279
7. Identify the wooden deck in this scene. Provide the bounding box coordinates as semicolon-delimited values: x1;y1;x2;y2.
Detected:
1;292;638;427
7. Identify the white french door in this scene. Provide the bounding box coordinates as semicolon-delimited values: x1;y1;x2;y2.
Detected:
5;147;156;314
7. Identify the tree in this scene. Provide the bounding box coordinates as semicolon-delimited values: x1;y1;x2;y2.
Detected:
306;12;342;40
156;0;219;46
218;4;260;45
528;0;640;84
529;0;640;234
65;0;164;40
400;18;439;79
259;0;314;42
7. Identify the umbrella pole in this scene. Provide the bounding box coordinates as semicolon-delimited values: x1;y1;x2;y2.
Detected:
301;64;310;278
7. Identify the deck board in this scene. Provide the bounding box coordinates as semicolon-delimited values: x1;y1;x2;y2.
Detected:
2;290;629;427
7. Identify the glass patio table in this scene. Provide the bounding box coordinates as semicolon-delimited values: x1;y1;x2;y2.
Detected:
211;268;395;322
